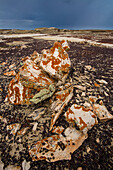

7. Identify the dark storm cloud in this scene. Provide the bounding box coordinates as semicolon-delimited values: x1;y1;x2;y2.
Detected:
0;0;113;29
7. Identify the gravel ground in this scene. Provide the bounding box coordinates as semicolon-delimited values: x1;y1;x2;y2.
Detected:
0;36;113;169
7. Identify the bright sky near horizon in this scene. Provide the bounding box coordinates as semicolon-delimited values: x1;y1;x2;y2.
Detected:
0;0;113;30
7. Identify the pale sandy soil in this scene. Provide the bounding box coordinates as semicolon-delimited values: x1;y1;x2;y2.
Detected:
1;33;113;48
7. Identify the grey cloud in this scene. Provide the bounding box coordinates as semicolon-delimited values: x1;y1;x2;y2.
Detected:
0;0;113;30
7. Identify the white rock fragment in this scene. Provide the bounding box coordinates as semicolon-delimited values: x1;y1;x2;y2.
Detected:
85;65;92;70
81;92;86;96
93;104;113;121
32;122;38;131
104;91;109;96
86;147;91;153
89;96;98;103
22;160;30;170
7;123;21;136
0;159;4;170
77;167;82;170
28;107;46;120
96;138;100;143
74;85;86;91
65;104;98;134
96;79;108;84
83;101;91;107
28;127;87;162
40;40;71;80
17;127;29;136
0;116;3;120
50;86;73;130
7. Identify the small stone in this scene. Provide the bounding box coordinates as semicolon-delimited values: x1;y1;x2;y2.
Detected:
93;104;113;121
89;96;97;103
28;107;46;120
104;91;109;96
0;88;3;92
22;160;30;170
82;151;86;156
9;63;15;69
97;79;108;84
96;138;100;143
94;82;100;87
77;167;82;170
83;101;91;107
74;85;86;91
86;147;91;153
76;89;79;93
4;70;16;76
0;159;4;170
32;122;38;131
21;45;27;49
85;65;92;70
2;118;7;124
81;92;86;96
5;135;8;141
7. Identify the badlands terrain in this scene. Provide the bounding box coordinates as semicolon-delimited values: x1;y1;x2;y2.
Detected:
0;28;113;169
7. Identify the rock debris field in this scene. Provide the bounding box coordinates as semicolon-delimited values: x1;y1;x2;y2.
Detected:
0;31;113;169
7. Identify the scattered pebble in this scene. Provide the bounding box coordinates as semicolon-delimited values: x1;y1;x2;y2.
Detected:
86;147;91;153
9;63;15;69
32;122;38;131
77;167;82;170
4;70;16;76
74;85;86;91
81;92;86;96
22;160;30;170
96;79;108;84
96;138;100;143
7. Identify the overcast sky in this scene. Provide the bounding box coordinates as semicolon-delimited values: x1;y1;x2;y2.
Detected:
0;0;113;30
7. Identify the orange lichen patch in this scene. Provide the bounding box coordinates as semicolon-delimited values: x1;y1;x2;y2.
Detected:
65;104;98;133
94;82;100;87
0;62;7;65
0;115;3;119
4;70;16;76
22;56;29;61
8;76;32;105
40;40;71;80
30;51;41;63
0;88;3;92
28;127;87;162
99;100;103;105
92;104;113;121
29;134;60;161
50;86;73;131
7;40;71;105
61;40;70;51
92;67;96;71
17;127;28;136
89;96;97;103
7;123;21;136
8;57;55;105
52;126;64;134
19;57;55;88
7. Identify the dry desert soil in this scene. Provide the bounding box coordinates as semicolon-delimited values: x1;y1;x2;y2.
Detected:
0;28;113;170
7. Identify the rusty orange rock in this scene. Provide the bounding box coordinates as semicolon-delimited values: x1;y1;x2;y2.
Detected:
94;82;100;87
4;70;16;76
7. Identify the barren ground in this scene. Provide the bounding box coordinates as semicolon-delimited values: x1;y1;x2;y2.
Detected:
0;29;113;169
